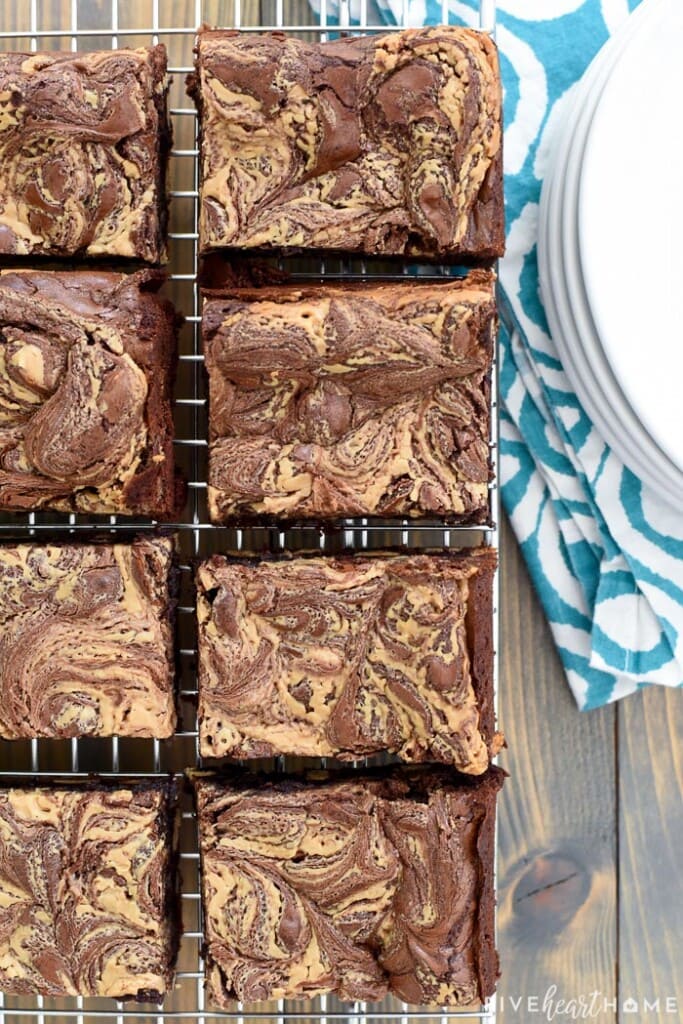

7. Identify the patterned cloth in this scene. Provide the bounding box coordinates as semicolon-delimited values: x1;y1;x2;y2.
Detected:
312;0;683;708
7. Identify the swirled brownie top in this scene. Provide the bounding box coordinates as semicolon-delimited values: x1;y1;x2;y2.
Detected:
194;766;503;1007
0;46;169;262
196;550;499;771
0;781;178;1000
189;27;503;260
0;536;176;739
0;269;180;517
203;273;494;522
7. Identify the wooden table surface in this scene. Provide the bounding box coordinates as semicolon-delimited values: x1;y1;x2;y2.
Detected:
499;518;682;1022
1;2;682;1022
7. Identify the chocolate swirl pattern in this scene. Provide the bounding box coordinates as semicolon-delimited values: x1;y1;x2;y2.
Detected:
0;537;176;739
194;768;503;1007
197;551;498;772
0;47;169;262
204;275;494;522
0;269;179;516
0;782;178;1000
190;28;503;259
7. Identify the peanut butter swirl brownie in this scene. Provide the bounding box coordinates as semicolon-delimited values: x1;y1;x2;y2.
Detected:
0;46;170;262
0;781;179;1000
189;27;503;260
0;268;181;517
203;273;495;522
196;549;499;771
0;536;176;739
194;766;503;1007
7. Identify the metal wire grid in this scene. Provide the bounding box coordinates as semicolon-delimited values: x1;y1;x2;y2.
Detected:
0;1;498;1022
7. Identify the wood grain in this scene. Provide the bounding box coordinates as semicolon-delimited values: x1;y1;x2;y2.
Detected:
497;517;618;1020
618;687;683;1021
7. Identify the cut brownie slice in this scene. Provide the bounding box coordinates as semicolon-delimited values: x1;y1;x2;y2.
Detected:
0;46;170;262
0;536;177;739
0;268;181;517
0;780;179;1000
189;27;503;260
203;273;495;522
196;549;499;772
194;766;504;1007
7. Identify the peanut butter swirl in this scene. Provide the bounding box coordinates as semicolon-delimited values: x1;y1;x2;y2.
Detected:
0;537;176;739
190;27;503;259
0;783;178;1000
0;269;179;516
0;46;169;262
197;550;496;771
195;768;503;1007
204;275;494;522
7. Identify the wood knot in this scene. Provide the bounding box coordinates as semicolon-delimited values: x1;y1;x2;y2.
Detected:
512;852;589;932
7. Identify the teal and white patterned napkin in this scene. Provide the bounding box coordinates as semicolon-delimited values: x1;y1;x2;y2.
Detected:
311;0;683;708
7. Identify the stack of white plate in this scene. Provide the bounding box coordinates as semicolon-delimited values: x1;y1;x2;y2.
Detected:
538;0;683;511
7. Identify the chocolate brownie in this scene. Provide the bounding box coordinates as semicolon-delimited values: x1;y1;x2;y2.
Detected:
189;27;503;260
0;536;177;739
196;549;500;771
0;268;181;517
194;766;503;1006
203;273;495;523
0;780;179;1000
0;46;170;262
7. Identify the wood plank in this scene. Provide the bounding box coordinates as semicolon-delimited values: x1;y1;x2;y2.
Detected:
497;516;618;1018
618;687;683;1021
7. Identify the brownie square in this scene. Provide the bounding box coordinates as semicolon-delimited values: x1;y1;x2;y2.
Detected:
203;273;495;523
196;549;499;772
189;27;503;261
0;780;179;1000
194;766;503;1007
0;536;177;739
0;46;169;263
0;268;181;517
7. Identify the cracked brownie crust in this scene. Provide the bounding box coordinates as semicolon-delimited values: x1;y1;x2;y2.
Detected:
189;27;503;260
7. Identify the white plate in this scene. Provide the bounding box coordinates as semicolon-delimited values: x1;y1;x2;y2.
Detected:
578;0;683;475
558;4;683;499
538;0;683;508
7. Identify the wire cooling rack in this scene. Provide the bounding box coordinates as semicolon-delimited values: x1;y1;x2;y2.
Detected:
0;1;499;1022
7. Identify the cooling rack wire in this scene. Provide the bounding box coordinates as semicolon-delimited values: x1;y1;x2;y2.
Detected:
0;0;499;1021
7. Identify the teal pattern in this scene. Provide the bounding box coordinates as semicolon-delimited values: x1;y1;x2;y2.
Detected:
311;0;683;707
